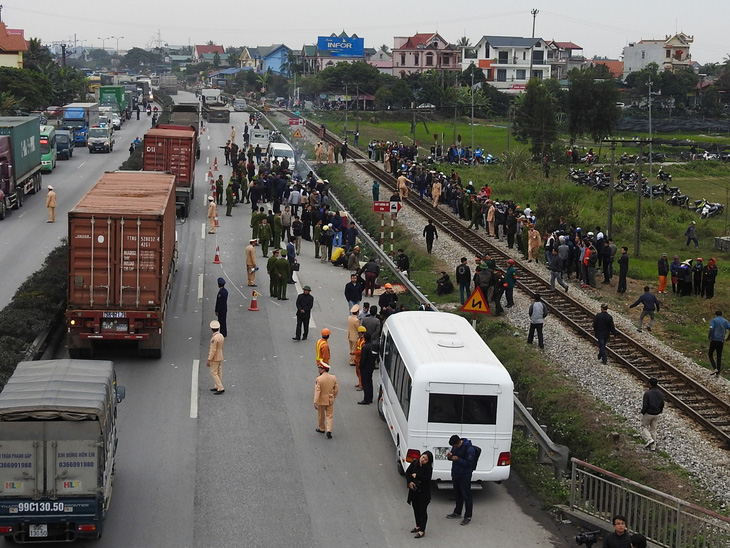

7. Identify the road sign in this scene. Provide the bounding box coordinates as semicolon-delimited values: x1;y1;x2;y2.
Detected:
373;201;390;213
292;128;303;138
390;201;402;214
288;118;299;126
298;118;306;126
460;287;490;314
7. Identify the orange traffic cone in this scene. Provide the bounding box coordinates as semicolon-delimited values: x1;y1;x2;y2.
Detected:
208;169;213;180
213;157;218;171
248;291;259;311
214;211;220;227
213;246;222;264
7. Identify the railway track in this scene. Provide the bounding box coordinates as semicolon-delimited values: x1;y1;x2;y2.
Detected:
284;111;730;448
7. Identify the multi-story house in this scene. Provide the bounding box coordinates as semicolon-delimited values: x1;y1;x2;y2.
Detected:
546;41;585;80
0;22;28;69
250;44;292;75
193;44;225;64
622;33;693;81
392;32;461;76
463;35;551;94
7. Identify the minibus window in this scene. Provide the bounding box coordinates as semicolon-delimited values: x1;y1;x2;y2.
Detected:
428;394;497;425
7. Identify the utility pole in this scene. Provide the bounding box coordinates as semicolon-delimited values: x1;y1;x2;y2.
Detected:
528;9;539;80
344;83;348;135
356;84;360;132
635;143;644;257
470;63;475;153
0;5;3;23
607;142;616;238
60;44;67;68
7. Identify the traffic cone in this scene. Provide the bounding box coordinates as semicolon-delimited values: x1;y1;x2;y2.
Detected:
208;169;213;181
214;212;220;228
213;246;222;264
248;291;259;311
213;157;218;171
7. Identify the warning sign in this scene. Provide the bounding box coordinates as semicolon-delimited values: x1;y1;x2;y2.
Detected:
292;128;303;138
460;287;490;314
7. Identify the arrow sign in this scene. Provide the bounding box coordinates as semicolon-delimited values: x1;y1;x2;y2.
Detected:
390;201;402;214
288;118;299;126
373;201;390;212
460;287;490;314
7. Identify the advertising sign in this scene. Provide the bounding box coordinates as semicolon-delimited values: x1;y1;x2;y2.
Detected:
317;36;365;57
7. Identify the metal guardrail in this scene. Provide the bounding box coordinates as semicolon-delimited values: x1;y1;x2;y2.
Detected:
513;394;569;478
570;458;730;548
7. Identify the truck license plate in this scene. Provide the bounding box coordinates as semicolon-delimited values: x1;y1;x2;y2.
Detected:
29;524;47;538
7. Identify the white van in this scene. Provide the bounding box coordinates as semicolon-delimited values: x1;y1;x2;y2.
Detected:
268;143;296;167
249;129;270;151
233;98;248;112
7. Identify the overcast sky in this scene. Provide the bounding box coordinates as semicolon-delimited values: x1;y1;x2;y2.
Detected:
3;0;726;65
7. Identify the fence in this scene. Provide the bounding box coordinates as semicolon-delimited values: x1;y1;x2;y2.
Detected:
569;458;730;547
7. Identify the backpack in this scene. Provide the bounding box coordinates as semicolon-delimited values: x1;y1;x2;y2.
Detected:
471;445;482;471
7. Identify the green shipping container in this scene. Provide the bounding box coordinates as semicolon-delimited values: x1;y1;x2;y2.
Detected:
99;86;127;112
0;116;42;183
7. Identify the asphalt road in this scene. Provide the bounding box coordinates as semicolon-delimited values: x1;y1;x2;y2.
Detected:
23;95;572;547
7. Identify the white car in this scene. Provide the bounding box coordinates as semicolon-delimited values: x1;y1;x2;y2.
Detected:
417;103;435;110
112;114;122;130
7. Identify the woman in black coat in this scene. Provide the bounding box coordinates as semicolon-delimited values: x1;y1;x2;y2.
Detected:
405;450;433;539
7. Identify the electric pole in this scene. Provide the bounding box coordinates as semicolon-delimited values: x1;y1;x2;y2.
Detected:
528;9;539;80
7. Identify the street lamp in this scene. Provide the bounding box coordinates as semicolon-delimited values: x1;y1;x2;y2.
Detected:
111;36;124;55
97;37;110;53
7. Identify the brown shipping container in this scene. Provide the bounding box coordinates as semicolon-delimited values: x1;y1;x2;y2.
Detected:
142;127;195;189
67;172;177;311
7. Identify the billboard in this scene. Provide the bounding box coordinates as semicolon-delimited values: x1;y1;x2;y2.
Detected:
317;36;365;58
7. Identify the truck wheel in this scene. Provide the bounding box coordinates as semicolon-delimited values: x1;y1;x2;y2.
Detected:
377;387;386;422
0;202;6;221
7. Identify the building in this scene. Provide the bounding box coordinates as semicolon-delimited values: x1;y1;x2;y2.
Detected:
300;32;367;75
590;58;624;79
193;44;225;64
621;33;693;80
238;47;257;70
367;46;393;76
464;35;551;94
546;41;585;80
0;22;28;69
250;44;292;75
392;32;461;76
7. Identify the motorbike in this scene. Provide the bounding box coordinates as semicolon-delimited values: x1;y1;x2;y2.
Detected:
657;168;672;182
700;202;725;218
666;193;690;207
146;106;152;116
687;198;706;213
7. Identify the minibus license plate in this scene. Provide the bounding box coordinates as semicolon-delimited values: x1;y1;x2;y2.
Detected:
434;447;450;460
29;524;47;537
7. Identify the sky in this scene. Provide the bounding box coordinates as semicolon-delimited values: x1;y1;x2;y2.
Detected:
3;0;727;66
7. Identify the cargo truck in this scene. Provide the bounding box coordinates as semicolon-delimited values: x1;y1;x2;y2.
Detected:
56;129;75;160
66;172;178;358
98;86;127;126
158;74;178;95
0;116;43;219
143;126;196;217
0;359;125;543
157;102;201;160
62;103;100;146
87;125;115;153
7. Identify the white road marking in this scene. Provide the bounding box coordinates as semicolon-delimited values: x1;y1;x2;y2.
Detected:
77;162;86;169
201;222;206;239
197;274;204;300
190;359;199;419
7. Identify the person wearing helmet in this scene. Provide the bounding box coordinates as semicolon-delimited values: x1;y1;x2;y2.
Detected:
354;325;368;390
347;305;361;368
314;359;339;439
316;328;331;367
378;283;398;311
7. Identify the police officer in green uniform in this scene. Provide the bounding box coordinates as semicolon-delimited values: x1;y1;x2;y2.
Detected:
258;218;272;257
272;211;283;248
267;249;281;297
313;220;322;259
275;252;291;300
215;175;224;206
225;181;234;216
251;207;265;240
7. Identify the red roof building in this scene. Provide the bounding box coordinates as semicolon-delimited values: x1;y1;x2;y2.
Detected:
0;22;28;69
392;32;461;76
193;44;225;63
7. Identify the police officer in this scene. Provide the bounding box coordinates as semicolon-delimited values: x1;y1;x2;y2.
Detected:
266;249;281;296
207;320;225;394
214;278;228;337
258;218;272;257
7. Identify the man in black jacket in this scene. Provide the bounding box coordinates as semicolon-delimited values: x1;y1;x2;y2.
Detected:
641;378;664;451
455;257;471;305
344;273;364;311
357;333;377;405
629;286;660;332
293;286;314;341
617;246;629;293
593;303;617;365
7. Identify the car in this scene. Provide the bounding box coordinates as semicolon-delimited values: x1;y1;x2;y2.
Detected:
111;114;122;130
44;105;63;117
417;103;435;110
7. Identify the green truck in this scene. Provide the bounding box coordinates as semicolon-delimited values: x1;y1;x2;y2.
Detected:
0;116;43;220
98;86;128;125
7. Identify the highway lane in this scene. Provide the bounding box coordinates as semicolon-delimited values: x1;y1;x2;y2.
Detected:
0;114;154;310
191;117;567;547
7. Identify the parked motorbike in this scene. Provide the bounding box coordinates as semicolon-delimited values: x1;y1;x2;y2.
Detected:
687;198;706;213
657;168;672;182
701;202;725;218
666;192;690;207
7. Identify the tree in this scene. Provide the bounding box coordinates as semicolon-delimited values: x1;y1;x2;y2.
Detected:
122;47;162;71
0;91;23;115
513;79;558;158
213;52;221;68
459;64;485;87
379;44;390;54
23;38;53;72
0;68;53;110
566;64;619;143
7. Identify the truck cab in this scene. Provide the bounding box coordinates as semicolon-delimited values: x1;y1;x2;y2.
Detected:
87;126;114;153
56;129;75;159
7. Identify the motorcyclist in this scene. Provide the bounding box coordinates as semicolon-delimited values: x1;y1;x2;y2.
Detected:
146;105;152;116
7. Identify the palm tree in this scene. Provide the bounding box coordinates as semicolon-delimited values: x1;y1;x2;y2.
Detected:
0;91;22;115
380;44;390;54
256;72;270;97
456;37;472;48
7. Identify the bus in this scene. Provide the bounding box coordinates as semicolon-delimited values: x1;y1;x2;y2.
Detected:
39;125;57;173
377;311;513;484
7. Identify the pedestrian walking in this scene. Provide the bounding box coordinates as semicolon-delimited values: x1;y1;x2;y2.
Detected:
405;450;434;539
214;278;228;337
358;332;377;405
372;180;380;201
445;434;475;526
316;328;331;367
293;285;314;341
455;257;471;305
215;175;224;206
423;219;438;254
527;294;548;349
207;196;216;234
286;238;297;283
685;220;699;248
245;239;257;287
593;303;617;365
207;320;225;394
641;378;664;451
353;325;366;390
314;360;338;439
527;225;540;262
344;272;364;311
45;185;56;223
258;218;271;257
548;249;569;292
708;310;730;376
657;253;669;294
274;253;291;300
630;286;660;332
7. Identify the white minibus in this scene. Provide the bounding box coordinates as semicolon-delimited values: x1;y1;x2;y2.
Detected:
378;311;513;484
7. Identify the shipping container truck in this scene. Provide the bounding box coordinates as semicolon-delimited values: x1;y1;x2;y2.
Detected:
66;172;178;358
0;116;43;219
98;86;127;126
157;103;201;160
61;103;100;146
207;105;230;123
0;359;125;543
143;126;196;218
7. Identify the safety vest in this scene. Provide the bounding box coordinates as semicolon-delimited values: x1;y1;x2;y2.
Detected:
316;338;330;365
